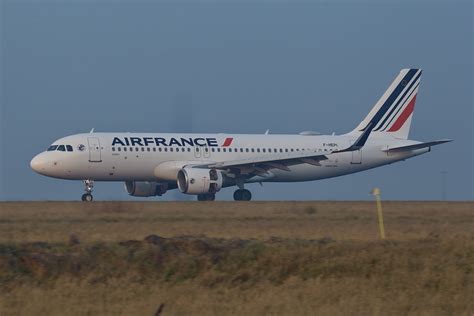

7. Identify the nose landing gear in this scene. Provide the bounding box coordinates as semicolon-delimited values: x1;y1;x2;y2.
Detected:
81;180;94;202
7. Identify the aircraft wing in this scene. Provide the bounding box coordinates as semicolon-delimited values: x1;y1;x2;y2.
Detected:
192;128;374;176
382;139;452;153
193;151;329;175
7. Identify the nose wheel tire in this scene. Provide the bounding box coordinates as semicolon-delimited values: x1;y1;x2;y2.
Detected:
81;193;93;202
233;189;252;201
82;180;94;202
197;193;216;201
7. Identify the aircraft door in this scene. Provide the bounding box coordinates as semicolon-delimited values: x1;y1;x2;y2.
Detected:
351;150;362;164
87;137;102;162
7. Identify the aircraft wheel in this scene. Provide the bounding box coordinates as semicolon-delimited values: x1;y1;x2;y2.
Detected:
241;189;252;201
197;193;215;201
81;193;93;202
233;189;243;201
233;189;252;201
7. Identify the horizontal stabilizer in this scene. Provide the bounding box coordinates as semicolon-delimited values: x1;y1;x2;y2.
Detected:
383;139;452;152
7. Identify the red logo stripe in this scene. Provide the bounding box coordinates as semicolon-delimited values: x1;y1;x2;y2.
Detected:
222;137;233;147
388;95;417;132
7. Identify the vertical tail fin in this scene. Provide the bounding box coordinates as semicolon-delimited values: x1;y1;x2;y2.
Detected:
351;68;422;139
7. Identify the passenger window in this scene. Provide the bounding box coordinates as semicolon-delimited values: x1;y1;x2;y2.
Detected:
257;149;260;153
217;148;221;152
164;148;168;152
246;148;249;152
170;148;174;152
124;147;127;152
118;147;121;152
147;148;150;152
234;148;238;152
262;149;266;153
57;145;66;151
251;148;255;152
153;148;157;152
141;148;144;152
112;147;115;152
187;148;191;152
240;148;243;152
223;148;226;152
47;145;58;151
285;149;288;152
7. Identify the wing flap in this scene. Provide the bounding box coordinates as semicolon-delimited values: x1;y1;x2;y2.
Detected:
193;151;328;174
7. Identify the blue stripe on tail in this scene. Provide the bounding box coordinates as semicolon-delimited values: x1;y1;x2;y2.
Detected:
360;69;419;131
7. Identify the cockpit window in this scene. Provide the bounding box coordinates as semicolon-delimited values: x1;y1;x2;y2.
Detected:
57;145;66;151
66;145;73;152
47;145;58;151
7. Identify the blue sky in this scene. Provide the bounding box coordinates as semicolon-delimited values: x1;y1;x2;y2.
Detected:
1;0;472;201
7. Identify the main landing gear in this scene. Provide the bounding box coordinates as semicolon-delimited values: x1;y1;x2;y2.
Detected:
233;189;252;201
81;179;94;202
197;193;215;201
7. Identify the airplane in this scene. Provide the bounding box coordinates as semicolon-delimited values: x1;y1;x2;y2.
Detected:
30;69;451;201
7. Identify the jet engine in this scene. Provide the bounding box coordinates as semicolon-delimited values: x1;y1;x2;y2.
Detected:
125;181;169;197
177;168;223;195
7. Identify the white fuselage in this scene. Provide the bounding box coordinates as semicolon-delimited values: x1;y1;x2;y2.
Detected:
30;132;428;185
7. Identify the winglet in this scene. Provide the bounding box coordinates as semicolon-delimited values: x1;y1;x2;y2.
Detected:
335;122;374;153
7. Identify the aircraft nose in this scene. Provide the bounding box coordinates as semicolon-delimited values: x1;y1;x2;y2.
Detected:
30;153;48;174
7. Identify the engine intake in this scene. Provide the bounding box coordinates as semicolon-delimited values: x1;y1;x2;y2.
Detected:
125;181;168;197
177;168;223;195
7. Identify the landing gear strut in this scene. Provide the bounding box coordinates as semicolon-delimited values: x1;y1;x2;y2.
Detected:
197;193;215;201
233;189;252;201
81;180;94;202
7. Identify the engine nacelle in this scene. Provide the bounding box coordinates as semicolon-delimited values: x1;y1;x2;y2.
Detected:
125;181;168;197
177;168;223;195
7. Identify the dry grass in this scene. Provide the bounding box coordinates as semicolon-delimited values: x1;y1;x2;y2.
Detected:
1;201;472;243
0;201;473;315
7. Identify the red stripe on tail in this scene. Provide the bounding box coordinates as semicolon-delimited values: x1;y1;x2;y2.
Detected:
388;95;417;132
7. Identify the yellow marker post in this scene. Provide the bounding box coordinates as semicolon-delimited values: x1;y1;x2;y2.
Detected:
370;187;386;240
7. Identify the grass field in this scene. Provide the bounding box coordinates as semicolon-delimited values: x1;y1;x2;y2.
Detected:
0;201;473;315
